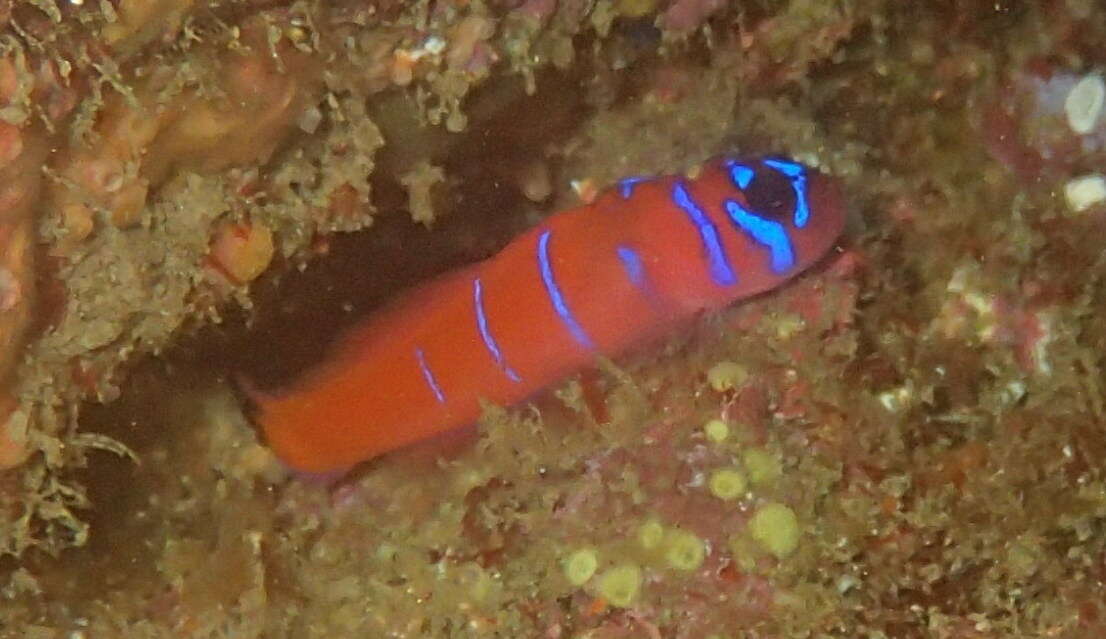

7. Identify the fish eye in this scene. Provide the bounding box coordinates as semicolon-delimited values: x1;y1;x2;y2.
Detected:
740;160;798;223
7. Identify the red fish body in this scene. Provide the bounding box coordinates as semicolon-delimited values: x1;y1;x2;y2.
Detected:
249;156;846;473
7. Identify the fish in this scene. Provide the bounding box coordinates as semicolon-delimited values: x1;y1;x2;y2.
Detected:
244;155;847;474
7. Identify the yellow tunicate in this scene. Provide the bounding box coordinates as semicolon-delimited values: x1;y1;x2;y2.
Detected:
454;468;488;495
708;468;747;500
375;543;398;561
637;519;664;550
749;502;800;559
457;562;494;601
664;529;705;571
707;361;748;392
727;534;758;573
597;564;642;607
773;313;805;340
743;448;782;487
703;418;729;443
563;548;599;586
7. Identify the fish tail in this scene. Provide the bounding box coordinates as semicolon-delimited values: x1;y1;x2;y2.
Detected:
231;371;272;420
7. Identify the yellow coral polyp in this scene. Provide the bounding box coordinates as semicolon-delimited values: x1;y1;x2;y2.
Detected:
708;468;747;500
597;564;642;608
727;533;759;573
458;562;494;601
707;361;748;392
563;548;599;586
743;448;782;487
664;529;705;571
749;502;801;559
703;418;729;443
637;519;664;550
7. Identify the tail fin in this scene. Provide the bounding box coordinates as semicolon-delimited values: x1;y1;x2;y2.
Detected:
230;371;273;420
230;371;355;482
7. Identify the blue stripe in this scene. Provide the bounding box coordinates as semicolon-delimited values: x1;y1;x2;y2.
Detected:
537;230;594;349
670;180;737;286
472;278;522;382
762;158;811;228
618;176;650;199
724;159;755;189
414;347;446;404
724;199;795;274
616;245;648;291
